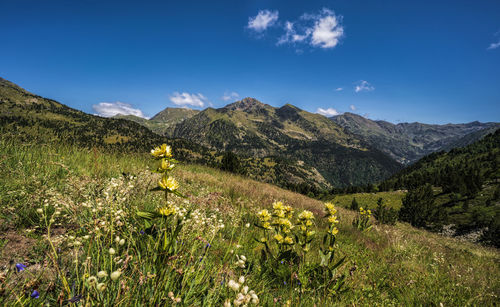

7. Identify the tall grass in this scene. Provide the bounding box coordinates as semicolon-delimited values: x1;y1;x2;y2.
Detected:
0;138;498;306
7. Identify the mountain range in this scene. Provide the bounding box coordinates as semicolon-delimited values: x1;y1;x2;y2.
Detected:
1;76;498;191
332;112;498;164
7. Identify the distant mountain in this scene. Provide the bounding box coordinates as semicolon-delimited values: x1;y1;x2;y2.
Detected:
114;108;199;137
173;98;402;188
331;112;498;164
0;77;215;163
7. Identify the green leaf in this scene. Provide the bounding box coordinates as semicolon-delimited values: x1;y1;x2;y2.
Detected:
137;210;159;220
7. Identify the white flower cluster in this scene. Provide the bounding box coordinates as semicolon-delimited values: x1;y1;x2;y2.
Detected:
226;276;259;306
235;255;246;269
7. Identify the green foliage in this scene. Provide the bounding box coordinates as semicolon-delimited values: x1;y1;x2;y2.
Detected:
399;184;446;230
373;198;398;225
220;151;242;174
350;197;359;211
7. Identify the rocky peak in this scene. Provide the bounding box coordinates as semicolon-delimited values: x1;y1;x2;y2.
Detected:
223;97;267;112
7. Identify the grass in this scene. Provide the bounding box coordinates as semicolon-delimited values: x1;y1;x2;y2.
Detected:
0;138;499;306
334;191;406;210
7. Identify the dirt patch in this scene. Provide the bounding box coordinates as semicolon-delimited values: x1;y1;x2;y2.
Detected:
0;230;37;266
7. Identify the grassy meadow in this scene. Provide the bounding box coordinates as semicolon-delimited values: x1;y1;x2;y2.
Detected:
0;138;499;306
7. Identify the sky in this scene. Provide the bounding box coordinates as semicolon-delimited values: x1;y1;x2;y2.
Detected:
1;0;500;124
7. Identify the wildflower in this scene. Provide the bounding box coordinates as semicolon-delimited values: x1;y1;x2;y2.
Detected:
30;290;39;299
158;176;179;192
87;276;97;285
109;248;116;255
298;210;314;221
36;208;43;214
119;239;125;246
151;144;172;159
97;271;108;278
274;234;284;243
238;276;245;284
97;283;107;292
160;159;175;171
245;223;250;228
330;227;339;235
15;263;26;272
224;300;232;307
157;206;176;217
110;270;122;281
257;209;271;222
328;216;339;224
228;280;240;291
284;236;293;245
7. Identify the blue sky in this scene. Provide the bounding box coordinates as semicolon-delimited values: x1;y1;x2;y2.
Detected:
1;0;499;124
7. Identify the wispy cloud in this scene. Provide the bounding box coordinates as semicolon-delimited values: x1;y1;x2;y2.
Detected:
169;92;208;108
355;80;375;93
350;105;356;111
247;10;279;32
221;91;240;102
92;101;147;118
487;40;500;50
276;8;344;50
316;107;339;117
335;87;343;91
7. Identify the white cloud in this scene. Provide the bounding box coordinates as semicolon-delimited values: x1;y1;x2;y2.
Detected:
310;12;344;49
487;40;500;50
350;104;356;111
221;91;240;102
169;92;208;108
335;87;343;91
355;80;375;93
248;10;279;32
92;101;147;118
276;8;343;50
316;107;339;117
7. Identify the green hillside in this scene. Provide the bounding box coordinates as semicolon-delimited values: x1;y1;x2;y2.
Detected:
379;130;500;246
0;139;498;305
173;98;401;188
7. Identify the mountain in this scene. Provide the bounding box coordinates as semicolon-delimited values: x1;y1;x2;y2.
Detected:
173;98;402;188
331;112;498;164
0;78;336;190
114;108;199;136
0;77;214;163
379;129;500;246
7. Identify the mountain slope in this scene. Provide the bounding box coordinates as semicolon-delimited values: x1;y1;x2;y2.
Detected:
114;108;199;136
0;78;331;190
173;98;402;187
332;112;497;164
0;77;215;163
379;130;500;246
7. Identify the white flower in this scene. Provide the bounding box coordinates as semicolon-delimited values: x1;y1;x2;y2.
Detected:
238;276;245;284
36;208;43;214
97;283;107;291
119;239;125;246
224;299;232;307
245;223;250;228
87;276;97;285
242;285;249;294
228;279;240;291
109;248;116;255
110;270;121;281
115;236;120;243
97;271;108;278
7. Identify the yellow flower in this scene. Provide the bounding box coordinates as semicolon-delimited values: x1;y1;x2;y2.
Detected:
298;210;314;221
262;222;272;230
257;209;271;222
151;144;173;159
328;216;339;224
306;231;315;237
325;202;337;215
367;209;372;215
272;201;284;211
278;218;292;229
330;227;339;235
160;159;175;171
158;176;179;191
283;236;293;245
274;234;284;243
157;206;176;217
